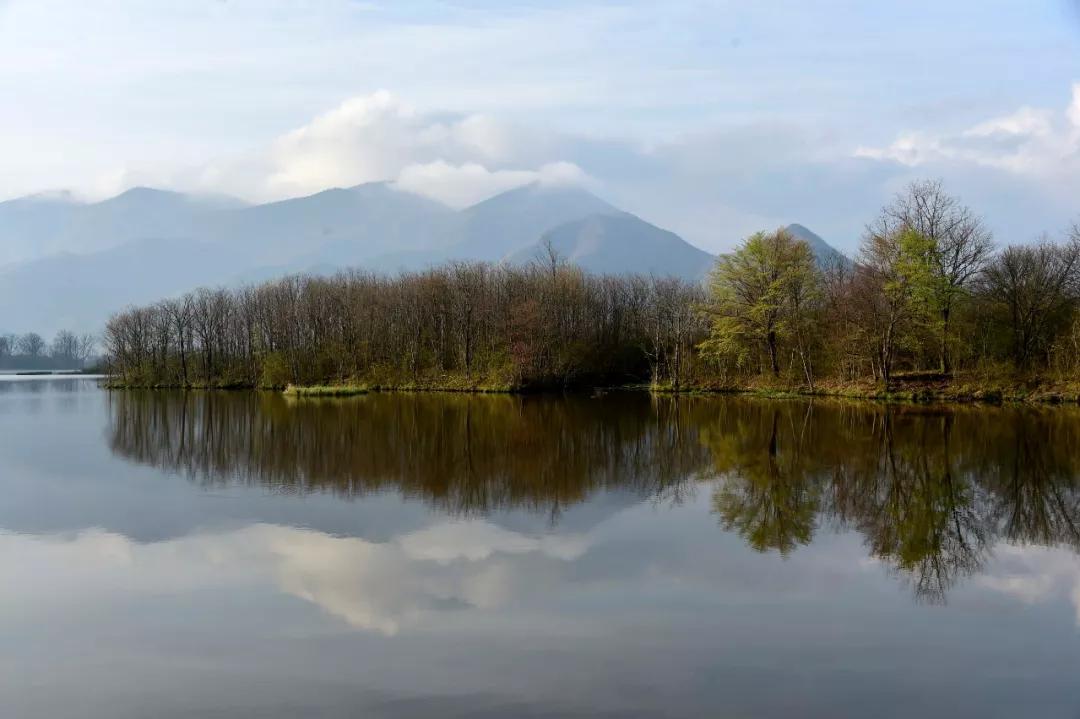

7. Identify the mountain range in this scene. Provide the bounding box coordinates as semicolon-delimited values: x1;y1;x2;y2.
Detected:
0;183;847;335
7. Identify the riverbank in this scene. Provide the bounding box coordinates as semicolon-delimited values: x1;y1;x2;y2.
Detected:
654;371;1080;404
281;381;516;396
104;370;1080;405
103;370;520;394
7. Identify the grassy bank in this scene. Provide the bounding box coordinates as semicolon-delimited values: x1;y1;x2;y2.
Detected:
284;368;519;394
104;370;1080;405
102;379;252;390
283;384;370;397
106;367;521;394
654;371;1080;404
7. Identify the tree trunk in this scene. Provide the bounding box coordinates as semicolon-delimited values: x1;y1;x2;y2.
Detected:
767;330;779;377
940;306;951;375
672;334;682;391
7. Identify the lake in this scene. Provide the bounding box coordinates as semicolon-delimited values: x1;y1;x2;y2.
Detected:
3;377;1080;718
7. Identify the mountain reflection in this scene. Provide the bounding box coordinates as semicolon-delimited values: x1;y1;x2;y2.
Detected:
107;391;1080;600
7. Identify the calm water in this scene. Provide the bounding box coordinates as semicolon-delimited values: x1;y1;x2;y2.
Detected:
4;378;1080;718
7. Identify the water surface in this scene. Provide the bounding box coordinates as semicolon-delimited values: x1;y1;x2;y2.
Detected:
3;378;1080;718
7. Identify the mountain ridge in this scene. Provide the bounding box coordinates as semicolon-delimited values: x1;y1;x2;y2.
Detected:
0;182;848;334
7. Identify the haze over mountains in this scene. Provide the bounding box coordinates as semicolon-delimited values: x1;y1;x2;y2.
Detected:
0;182;847;335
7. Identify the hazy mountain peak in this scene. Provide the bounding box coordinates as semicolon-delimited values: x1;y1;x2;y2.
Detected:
96;186;248;211
784;223;850;268
17;189;82;205
455;182;618;259
506;211;716;280
346;180;394;193
466;181;614;212
96;186;184;206
110;185;180;198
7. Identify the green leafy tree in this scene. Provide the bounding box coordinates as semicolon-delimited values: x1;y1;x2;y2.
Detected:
857;226;936;385
867;181;993;374
701;228;820;379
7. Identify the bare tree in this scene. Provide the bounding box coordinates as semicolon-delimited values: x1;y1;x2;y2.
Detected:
17;332;46;358
979;237;1080;369
76;334;97;366
868;180;993;374
50;330;80;363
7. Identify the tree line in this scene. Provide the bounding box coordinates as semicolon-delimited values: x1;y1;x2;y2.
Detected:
702;180;1080;389
0;331;96;370
104;251;703;389
104;179;1080;391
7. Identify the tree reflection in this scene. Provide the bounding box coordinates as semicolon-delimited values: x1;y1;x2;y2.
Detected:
106;390;1080;602
107;391;710;520
697;398;1080;602
707;406;822;554
854;413;989;602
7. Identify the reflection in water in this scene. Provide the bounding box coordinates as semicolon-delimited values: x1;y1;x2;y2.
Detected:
1;520;588;636
107;392;708;520
704;401;1080;601
9;381;1080;717
107;391;1080;601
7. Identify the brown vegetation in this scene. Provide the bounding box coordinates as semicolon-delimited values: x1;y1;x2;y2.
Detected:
104;258;703;391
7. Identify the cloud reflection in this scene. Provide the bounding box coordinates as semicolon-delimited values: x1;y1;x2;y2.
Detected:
0;520;590;636
977;543;1080;625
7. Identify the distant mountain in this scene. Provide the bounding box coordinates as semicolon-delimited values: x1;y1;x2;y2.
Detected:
456;183;618;259
507;213;716;279
0;187;247;266
210;182;460;269
0;182;728;334
0;238;232;335
785;223;851;268
359;183;622;272
0;193;79;266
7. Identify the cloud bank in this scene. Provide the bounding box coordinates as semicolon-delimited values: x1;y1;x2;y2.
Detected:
78;82;1077;255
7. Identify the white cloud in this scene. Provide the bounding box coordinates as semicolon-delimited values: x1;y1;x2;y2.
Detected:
80;82;1080;255
535;160;594;188
395;162;538;208
261;90;415;196
1068;82;1080;129
964;107;1055;141
116;91;590;207
856;84;1080;177
395;160;593;208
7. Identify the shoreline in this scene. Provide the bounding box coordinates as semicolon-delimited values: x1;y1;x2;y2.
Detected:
101;375;1080;406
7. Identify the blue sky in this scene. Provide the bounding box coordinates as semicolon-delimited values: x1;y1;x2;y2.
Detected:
2;0;1079;252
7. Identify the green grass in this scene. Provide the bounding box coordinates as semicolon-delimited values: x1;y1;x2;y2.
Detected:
648;373;1080;405
283;384;370;397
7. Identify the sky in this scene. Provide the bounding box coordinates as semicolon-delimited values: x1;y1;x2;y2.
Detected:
1;0;1079;253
